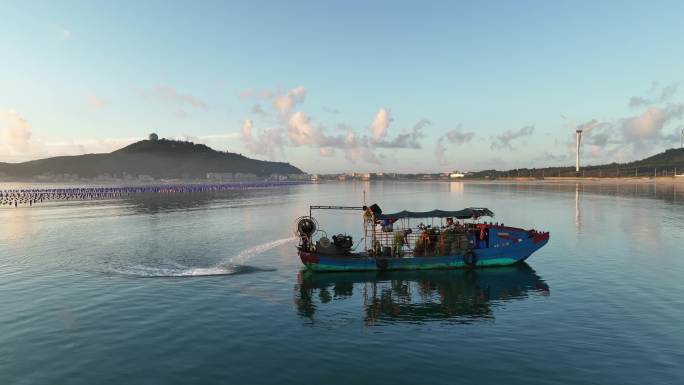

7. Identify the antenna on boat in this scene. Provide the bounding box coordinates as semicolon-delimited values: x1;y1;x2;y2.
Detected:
363;190;366;206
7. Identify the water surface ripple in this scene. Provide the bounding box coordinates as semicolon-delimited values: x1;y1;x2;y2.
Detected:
1;181;683;385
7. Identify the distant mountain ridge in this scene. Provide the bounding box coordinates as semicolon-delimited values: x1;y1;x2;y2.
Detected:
0;139;304;180
468;147;684;178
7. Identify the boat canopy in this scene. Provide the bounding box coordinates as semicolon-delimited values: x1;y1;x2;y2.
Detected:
375;207;494;220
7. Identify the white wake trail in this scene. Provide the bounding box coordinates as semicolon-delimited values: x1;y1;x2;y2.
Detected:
111;237;296;277
225;237;296;266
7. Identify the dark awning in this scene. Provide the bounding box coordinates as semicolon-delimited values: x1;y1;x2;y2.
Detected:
375;208;494;220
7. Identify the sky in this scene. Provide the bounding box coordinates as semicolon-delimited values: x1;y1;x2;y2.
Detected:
1;0;684;173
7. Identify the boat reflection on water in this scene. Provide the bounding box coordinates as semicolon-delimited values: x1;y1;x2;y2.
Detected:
294;263;549;325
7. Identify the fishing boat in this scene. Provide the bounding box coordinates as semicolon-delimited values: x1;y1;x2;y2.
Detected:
295;204;549;272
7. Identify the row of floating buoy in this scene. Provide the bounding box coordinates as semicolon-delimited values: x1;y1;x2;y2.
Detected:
0;181;305;208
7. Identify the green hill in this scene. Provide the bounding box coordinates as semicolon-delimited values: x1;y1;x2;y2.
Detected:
0;138;304;180
469;147;684;178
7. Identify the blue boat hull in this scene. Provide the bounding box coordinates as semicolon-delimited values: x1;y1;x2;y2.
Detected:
299;230;549;272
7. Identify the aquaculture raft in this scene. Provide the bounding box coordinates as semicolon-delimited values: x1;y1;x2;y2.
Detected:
295;204;549;272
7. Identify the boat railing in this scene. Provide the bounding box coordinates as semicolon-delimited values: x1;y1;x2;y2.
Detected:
366;220;480;257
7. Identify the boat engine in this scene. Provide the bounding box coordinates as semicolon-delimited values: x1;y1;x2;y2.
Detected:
332;234;353;254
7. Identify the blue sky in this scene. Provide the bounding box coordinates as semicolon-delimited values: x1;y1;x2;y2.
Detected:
1;0;683;173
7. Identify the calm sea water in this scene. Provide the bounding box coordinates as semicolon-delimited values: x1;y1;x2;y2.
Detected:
1;181;683;385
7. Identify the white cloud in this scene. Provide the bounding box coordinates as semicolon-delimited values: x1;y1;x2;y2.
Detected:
288;112;321;146
433;125;475;165
490;125;535;150
0;109;242;163
237;86;432;166
0;109;33;153
622;106;667;139
0;110;145;162
240;119;287;160
273;86;306;116
371;107;392;142
444;127;475;144
609;83;684;160
375;119;429;149
241;119;254;140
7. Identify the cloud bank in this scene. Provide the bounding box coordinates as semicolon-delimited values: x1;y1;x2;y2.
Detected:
490;125;535;150
238;87;428;165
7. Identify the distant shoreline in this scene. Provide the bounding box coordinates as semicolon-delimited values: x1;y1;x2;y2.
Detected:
3;176;684;189
461;176;684;184
315;176;684;184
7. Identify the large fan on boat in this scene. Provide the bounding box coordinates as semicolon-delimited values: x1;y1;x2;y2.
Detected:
295;216;318;236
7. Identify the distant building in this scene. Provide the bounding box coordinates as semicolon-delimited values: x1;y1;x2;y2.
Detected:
207;172;234;181
267;174;287;181
286;173;310;181
234;173;258;181
450;171;465;179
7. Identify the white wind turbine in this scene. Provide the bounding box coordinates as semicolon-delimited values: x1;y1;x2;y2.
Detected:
562;115;597;175
575;126;583;174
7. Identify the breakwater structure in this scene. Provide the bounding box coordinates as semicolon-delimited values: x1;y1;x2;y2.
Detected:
0;181;308;208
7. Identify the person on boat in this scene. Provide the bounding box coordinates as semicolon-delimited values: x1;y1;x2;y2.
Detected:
393;231;407;257
363;207;373;222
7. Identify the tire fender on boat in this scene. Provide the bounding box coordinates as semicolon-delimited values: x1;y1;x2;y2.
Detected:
463;251;478;268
